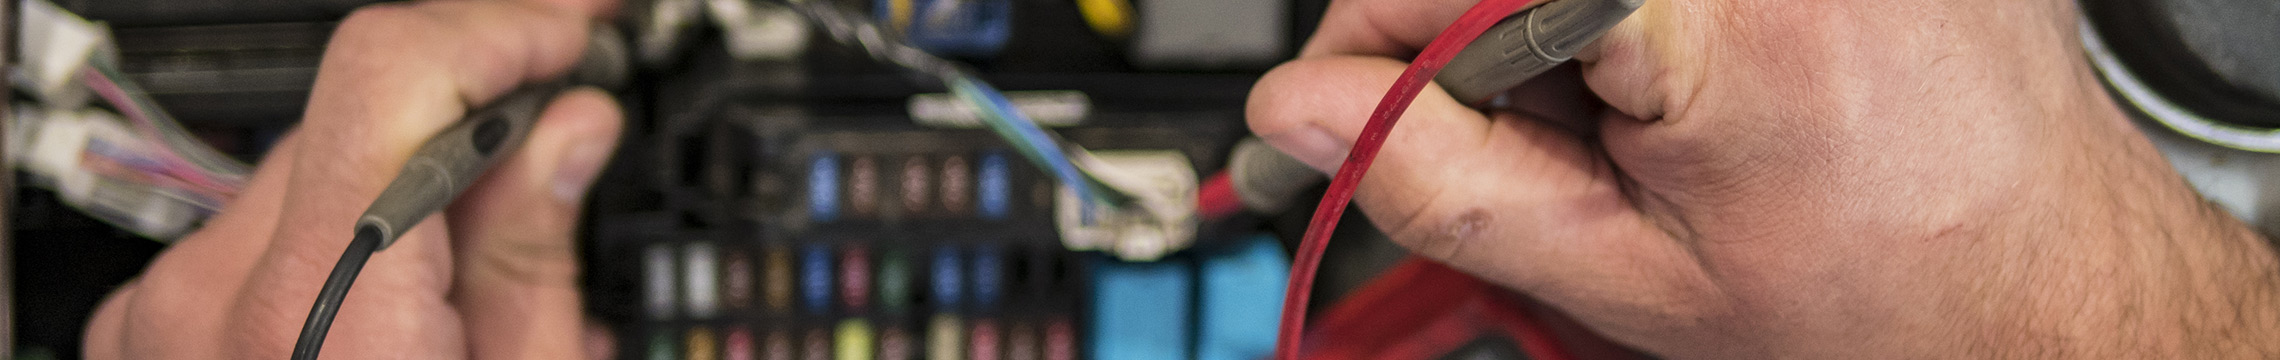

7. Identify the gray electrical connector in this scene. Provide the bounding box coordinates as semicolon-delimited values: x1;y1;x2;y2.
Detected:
1436;0;1642;105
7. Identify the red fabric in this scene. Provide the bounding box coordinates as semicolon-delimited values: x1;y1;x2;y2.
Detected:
1305;258;1651;360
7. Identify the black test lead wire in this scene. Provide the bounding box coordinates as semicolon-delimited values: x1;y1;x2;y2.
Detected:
288;27;627;360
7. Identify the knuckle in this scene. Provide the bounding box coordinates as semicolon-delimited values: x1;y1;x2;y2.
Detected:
328;4;452;66
1245;62;1318;134
335;4;422;43
1382;187;1498;263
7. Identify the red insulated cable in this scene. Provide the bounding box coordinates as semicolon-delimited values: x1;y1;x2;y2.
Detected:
1272;0;1545;359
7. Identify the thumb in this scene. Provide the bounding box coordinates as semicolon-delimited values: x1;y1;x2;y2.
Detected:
1246;55;1721;336
446;87;622;359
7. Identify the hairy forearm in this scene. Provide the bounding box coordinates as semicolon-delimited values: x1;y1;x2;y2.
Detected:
2120;135;2280;357
1947;108;2280;358
2174;210;2280;358
2052;146;2278;358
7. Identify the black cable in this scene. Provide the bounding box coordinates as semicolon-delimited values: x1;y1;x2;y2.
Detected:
290;225;383;360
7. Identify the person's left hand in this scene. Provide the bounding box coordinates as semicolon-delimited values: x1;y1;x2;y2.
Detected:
83;0;624;358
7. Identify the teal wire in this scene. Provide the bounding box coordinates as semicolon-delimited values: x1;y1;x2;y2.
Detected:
946;76;1116;213
787;0;1125;215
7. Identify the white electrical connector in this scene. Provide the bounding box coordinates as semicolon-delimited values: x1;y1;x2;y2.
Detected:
637;0;704;68
19;105;100;199
10;105;201;238
13;0;110;107
1055;150;1199;261
707;0;810;61
6;1;217;240
909;90;1090;129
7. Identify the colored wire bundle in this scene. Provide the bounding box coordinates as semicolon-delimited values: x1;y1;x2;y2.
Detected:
790;0;1130;210
79;59;252;197
1271;0;1544;358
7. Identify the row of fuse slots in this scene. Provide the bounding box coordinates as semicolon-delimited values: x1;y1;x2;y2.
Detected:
645;241;1081;320
808;150;1051;223
647;314;1078;360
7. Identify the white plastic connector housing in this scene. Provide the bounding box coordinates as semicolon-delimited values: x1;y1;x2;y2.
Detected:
637;0;704;67
14;0;109;106
908;90;1090;129
1055;150;1198;261
707;0;810;61
10;105;199;238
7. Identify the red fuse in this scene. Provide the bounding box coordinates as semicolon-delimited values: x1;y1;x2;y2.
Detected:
841;246;873;311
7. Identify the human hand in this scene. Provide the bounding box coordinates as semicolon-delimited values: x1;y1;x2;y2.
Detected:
1249;0;2280;357
83;0;624;358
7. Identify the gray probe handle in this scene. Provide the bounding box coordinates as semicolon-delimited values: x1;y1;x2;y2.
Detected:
1436;0;1642;105
354;27;628;249
354;82;567;247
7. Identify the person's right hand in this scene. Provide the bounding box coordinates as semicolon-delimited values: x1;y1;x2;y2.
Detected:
1248;0;2280;357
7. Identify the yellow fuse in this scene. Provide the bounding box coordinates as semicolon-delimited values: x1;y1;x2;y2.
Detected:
1074;0;1133;39
687;327;719;360
887;0;913;31
835;320;875;360
763;246;794;314
927;314;964;360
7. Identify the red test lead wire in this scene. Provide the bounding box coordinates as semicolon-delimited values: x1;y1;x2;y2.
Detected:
1271;0;1547;359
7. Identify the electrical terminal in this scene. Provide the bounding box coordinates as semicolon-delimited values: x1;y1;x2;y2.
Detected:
10;104;203;238
1055;150;1198;261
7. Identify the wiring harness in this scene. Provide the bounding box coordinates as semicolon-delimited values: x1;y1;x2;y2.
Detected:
10;0;251;239
790;0;1199;260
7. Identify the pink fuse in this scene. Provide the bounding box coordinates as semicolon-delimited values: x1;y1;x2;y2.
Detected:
840;246;872;311
969;319;1001;360
726;328;756;360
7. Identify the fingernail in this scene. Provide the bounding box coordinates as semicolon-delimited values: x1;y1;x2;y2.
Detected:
1271;125;1351;173
553;142;612;203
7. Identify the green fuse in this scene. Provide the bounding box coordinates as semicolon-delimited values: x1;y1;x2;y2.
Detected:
877;249;914;314
650;331;677;360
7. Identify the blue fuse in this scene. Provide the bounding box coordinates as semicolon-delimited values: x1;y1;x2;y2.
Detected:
808;152;841;223
801;244;835;316
930;246;964;310
874;0;1012;58
977;151;1009;220
968;245;1003;310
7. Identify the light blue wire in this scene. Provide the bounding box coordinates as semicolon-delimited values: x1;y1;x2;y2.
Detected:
946;76;1104;220
788;0;1119;222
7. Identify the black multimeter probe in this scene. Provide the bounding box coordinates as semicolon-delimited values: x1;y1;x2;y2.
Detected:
288;27;627;360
